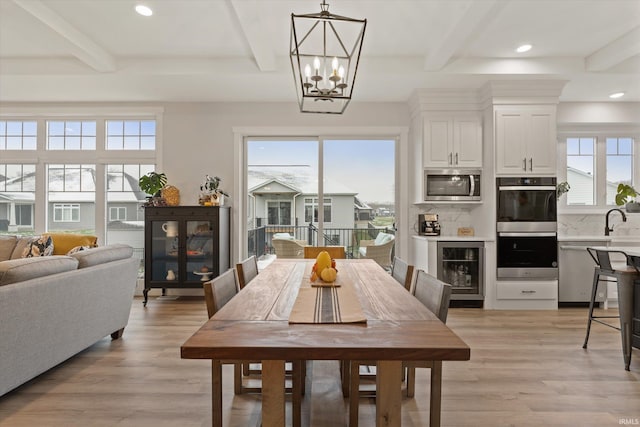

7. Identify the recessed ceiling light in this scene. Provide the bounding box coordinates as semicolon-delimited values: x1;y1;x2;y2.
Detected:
135;5;153;17
515;44;532;53
609;92;625;99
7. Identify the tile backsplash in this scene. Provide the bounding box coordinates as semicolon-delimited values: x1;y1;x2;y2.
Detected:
558;213;640;237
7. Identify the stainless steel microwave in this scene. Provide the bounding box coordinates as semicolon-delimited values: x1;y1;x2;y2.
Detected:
424;169;481;201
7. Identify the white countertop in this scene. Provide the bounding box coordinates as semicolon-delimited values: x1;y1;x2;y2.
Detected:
412;235;490;242
558;235;640;242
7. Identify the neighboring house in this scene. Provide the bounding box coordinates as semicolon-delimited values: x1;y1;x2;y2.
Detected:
566;166;619;205
354;196;373;224
0;169;145;247
247;166;360;246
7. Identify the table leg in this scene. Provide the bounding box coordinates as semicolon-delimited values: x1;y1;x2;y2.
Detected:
262;360;286;427
429;361;442;427
376;360;402;427
617;274;635;370
212;360;222;427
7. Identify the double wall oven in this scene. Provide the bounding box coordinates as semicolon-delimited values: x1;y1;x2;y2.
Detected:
496;177;558;279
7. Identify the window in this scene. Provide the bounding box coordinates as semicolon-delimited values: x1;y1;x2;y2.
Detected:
267;201;291;225
566;137;595;205
53;204;80;222
606;137;633;205
47;121;96;150
0;164;36;233
563;134;636;208
106;120;156;150
0;121;37;150
15;205;32;226
109;207;126;221
305;198;332;223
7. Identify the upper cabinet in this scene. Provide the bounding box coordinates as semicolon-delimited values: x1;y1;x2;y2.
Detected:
423;113;482;169
495;106;556;175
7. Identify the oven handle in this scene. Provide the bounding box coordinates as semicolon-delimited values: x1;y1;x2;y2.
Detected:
469;175;475;197
498;232;557;237
498;186;557;191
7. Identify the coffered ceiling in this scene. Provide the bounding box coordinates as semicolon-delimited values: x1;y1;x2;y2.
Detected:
0;0;638;103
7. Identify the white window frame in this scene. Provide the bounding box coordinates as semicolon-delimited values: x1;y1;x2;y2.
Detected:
304;197;332;224
53;203;80;222
0;107;163;243
266;200;292;226
558;124;640;213
109;206;127;221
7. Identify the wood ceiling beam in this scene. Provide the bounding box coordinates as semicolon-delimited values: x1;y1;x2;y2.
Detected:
424;0;506;71
11;0;116;73
586;26;640;72
228;0;276;72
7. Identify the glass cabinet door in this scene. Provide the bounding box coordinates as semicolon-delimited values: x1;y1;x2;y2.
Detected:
438;244;483;296
150;220;179;282
186;220;214;282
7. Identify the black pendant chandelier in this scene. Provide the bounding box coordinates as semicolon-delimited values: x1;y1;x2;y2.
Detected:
290;1;367;114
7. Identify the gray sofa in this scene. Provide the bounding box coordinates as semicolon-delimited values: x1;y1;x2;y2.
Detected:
0;243;139;396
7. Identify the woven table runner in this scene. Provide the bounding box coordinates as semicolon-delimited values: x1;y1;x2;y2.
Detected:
289;282;367;324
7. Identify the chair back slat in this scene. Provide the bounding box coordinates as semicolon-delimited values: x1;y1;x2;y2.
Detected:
203;268;239;318
304;246;346;259
236;255;259;289
412;269;452;323
391;256;414;291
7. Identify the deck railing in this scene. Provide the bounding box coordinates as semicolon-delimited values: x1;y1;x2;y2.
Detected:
247;222;395;259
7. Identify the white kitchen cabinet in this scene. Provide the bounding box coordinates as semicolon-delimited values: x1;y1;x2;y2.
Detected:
494;279;558;309
495;106;556;175
423;113;482;168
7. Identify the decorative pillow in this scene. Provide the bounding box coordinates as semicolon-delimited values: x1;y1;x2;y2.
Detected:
22;236;54;258
43;233;98;255
66;245;92;255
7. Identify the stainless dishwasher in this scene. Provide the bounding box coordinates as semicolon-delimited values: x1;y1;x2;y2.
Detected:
558;241;608;303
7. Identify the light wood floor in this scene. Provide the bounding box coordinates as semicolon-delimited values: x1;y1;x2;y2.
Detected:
1;296;639;427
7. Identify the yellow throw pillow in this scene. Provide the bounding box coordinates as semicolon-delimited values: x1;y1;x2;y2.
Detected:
44;233;98;256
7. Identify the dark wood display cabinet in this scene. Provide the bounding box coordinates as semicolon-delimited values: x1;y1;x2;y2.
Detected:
143;206;230;306
633;279;640;349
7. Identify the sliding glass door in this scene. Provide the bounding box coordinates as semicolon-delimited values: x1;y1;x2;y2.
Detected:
245;137;395;260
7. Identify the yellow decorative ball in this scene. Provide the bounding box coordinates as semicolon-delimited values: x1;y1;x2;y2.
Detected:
162;185;180;206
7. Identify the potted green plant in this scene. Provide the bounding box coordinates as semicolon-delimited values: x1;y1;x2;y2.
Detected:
199;175;229;206
556;181;570;200
138;172;167;206
615;183;640;212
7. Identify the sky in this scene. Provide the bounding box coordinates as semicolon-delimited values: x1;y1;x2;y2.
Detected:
247;139;395;204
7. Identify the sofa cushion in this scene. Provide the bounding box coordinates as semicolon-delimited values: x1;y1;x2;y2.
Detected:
0;256;79;286
22;236;54;258
11;237;34;259
69;244;133;269
44;233;98;256
0;236;17;261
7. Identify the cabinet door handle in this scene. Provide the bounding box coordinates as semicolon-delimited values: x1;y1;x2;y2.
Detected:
455;153;459;165
449;153;453;165
523;158;527;171
521;290;536;294
529;158;533;171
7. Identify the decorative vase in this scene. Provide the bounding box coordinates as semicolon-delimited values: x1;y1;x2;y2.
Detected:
626;202;640;213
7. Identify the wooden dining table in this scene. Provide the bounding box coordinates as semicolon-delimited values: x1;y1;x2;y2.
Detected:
181;258;470;427
587;246;640;370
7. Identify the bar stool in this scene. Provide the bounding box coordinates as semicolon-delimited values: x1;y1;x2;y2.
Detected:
583;248;638;349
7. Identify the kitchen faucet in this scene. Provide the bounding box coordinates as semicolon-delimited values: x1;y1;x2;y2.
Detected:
605;208;627;236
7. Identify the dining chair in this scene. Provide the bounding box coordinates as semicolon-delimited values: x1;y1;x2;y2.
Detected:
203;268;303;426
236;255;259;290
347;269;451;427
303;245;346;259
583;248;638;348
202;268;247;394
404;270;452;397
391;256;415;291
